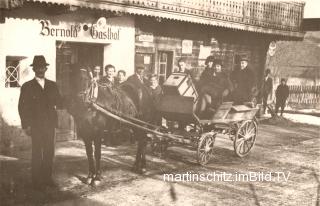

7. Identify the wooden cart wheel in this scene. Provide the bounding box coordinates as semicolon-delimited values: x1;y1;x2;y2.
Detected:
233;120;257;157
150;140;168;158
197;132;215;166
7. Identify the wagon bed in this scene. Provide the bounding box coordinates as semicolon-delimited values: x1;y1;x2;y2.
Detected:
154;73;260;165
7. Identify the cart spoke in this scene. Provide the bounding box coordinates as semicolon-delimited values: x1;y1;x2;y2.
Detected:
245;122;249;135
244;141;250;152
206;139;212;147
202;153;207;163
248;126;256;134
248;138;255;147
238;142;244;154
239;129;246;137
236;137;245;144
247;125;255;135
242;139;247;153
236;140;244;151
246;131;255;139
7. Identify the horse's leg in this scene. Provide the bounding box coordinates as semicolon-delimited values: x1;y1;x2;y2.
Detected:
84;137;95;184
132;130;141;173
93;134;102;181
133;131;148;174
140;134;148;171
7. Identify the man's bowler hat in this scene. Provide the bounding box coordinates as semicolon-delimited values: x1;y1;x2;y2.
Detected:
136;65;145;70
30;55;49;66
205;55;215;65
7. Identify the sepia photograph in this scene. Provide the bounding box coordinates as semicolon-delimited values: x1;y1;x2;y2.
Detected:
0;0;319;205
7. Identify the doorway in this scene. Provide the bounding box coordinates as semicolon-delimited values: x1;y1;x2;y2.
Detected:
157;51;173;85
56;41;104;97
55;41;104;141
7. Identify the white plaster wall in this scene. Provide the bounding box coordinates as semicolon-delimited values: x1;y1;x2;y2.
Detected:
0;16;135;127
103;16;135;75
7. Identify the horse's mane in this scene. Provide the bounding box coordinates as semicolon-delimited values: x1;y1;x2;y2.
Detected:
96;85;138;117
67;70;154;123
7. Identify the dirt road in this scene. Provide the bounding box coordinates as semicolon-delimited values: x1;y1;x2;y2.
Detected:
1;121;319;206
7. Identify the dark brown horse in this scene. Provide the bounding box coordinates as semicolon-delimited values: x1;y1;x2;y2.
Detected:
67;68;154;185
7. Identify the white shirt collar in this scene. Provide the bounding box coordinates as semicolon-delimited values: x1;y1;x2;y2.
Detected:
136;74;143;83
106;77;114;82
35;77;45;89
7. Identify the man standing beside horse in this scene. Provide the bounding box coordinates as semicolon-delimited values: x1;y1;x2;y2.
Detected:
18;55;62;190
125;66;154;173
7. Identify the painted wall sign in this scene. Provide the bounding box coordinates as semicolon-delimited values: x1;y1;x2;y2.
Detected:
182;40;193;54
40;20;80;38
138;34;154;42
90;25;120;40
39;20;121;40
199;45;212;60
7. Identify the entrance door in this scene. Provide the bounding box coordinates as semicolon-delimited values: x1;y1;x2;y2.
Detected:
158;51;173;85
56;41;104;141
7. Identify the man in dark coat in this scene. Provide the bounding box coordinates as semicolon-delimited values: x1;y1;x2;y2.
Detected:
230;57;256;104
260;69;273;114
125;66;152;118
275;78;289;116
123;66;154;173
198;58;233;113
147;74;163;125
18;55;62;189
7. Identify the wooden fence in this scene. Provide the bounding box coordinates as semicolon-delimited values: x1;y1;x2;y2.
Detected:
287;85;320;108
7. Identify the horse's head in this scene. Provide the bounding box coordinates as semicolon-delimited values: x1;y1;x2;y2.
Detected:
65;68;92;117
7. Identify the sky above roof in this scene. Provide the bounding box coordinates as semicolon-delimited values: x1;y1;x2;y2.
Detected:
304;0;320;18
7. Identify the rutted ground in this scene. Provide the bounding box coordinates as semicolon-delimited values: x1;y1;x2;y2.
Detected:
0;121;319;206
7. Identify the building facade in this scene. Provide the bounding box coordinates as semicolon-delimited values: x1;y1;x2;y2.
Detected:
0;0;305;147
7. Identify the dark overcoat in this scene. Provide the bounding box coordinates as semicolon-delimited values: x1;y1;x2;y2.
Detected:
275;84;289;102
261;76;273;95
18;78;61;130
230;67;256;103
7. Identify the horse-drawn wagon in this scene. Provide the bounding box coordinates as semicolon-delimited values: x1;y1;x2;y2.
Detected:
150;73;259;165
92;73;259;166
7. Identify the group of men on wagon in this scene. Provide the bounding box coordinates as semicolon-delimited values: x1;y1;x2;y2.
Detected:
174;55;257;117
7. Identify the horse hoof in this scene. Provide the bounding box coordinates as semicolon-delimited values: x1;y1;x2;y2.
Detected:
91;173;102;186
141;168;147;174
86;178;93;185
131;167;147;175
91;179;101;187
86;173;94;185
